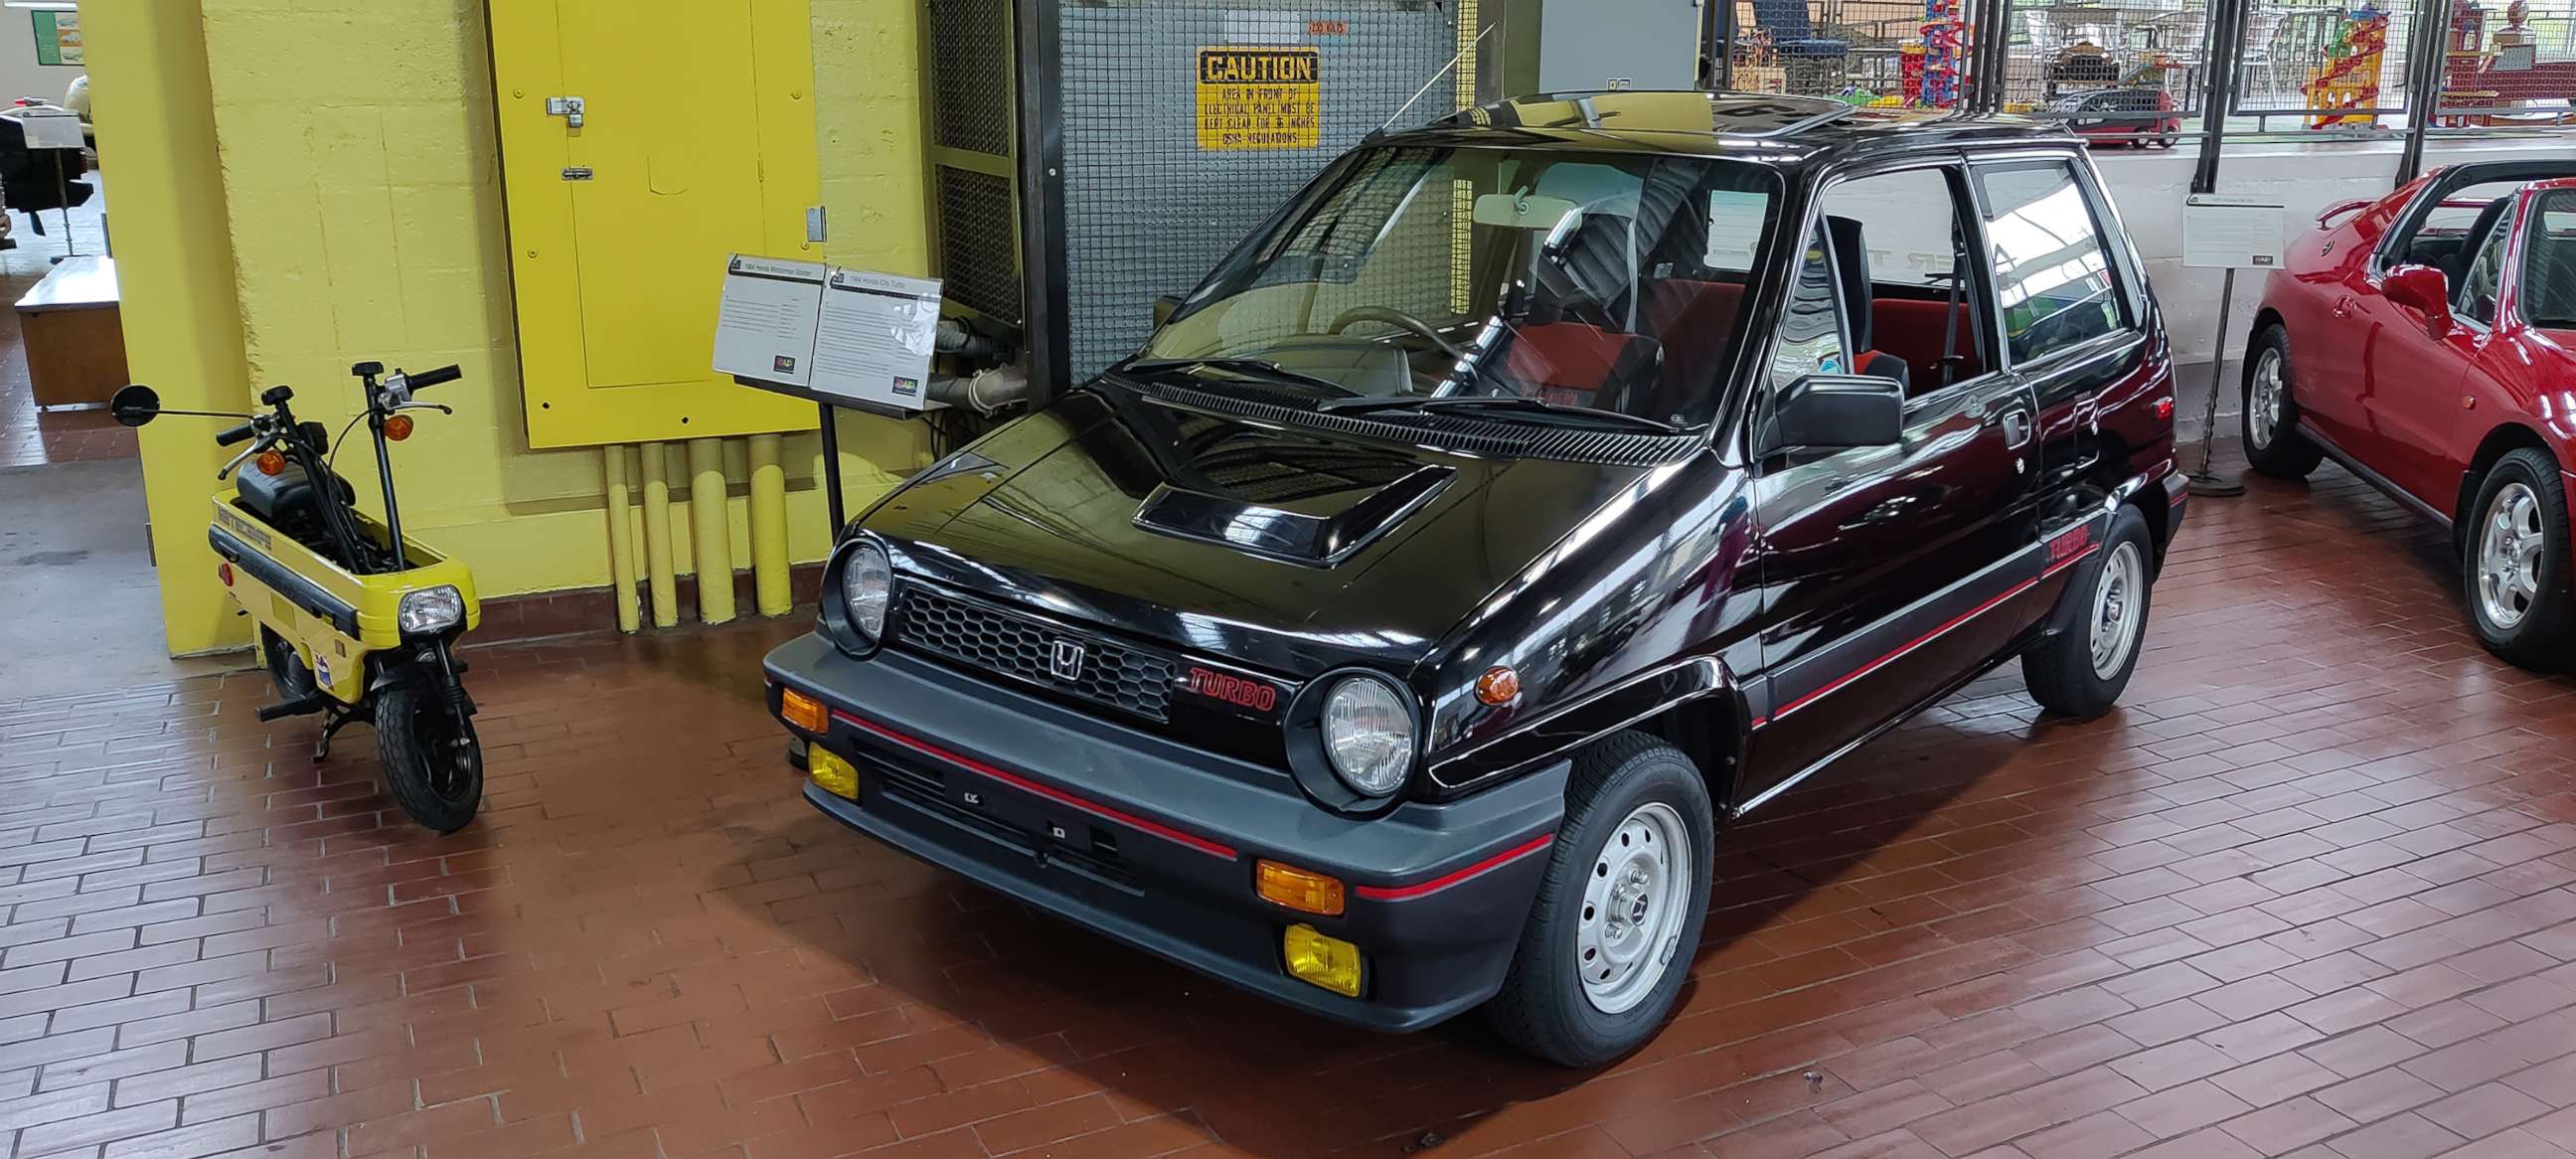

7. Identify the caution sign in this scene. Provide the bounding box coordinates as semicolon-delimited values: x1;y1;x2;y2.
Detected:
1196;47;1322;150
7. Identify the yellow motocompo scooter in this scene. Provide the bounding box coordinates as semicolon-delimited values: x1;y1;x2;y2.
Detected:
113;362;485;833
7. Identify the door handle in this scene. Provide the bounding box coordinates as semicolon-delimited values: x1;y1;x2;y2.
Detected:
1999;408;2033;449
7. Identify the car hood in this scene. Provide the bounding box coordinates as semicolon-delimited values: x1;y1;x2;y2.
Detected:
862;386;1665;677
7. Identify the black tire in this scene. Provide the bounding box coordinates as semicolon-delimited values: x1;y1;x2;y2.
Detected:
2023;505;2156;720
374;680;483;834
1488;731;1714;1068
261;628;315;702
2462;448;2576;669
2242;324;2325;479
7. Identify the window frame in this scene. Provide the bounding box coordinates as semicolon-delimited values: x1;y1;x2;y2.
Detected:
2454;203;2516;331
1965;156;2142;373
2514;188;2575;331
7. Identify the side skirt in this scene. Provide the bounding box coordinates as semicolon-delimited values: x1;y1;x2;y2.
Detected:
2300;418;2455;530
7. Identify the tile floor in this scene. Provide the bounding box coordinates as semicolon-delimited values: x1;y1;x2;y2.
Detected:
7;463;2576;1159
0;173;130;469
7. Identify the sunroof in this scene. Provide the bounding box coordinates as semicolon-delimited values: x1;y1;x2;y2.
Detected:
1442;91;1854;138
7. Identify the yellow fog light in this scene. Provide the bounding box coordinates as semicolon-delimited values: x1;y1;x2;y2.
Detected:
808;745;860;800
780;688;828;734
1255;860;1346;916
1282;923;1364;997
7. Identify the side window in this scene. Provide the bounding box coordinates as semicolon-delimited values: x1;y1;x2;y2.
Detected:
1976;163;2129;364
1768;226;1847;387
2527;192;2576;329
1820;165;1989;396
2458;209;2513;326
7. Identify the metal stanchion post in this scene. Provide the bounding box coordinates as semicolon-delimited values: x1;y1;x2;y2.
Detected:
2187;267;2245;497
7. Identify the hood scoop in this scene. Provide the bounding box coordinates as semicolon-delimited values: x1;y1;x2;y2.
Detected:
1133;464;1455;568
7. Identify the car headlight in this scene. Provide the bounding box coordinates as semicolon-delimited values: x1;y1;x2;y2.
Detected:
842;541;892;643
1320;675;1414;797
397;585;464;635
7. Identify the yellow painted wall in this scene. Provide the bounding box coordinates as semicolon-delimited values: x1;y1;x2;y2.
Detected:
119;0;934;655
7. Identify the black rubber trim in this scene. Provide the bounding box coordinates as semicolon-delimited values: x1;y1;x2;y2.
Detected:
208;524;360;636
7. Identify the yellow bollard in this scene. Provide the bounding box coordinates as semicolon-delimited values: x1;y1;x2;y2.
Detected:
641;442;679;629
748;434;791;616
603;445;640;633
689;437;736;625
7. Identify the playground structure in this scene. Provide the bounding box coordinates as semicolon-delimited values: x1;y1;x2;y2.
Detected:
1902;0;1970;105
2437;0;2576;125
2303;2;2392;127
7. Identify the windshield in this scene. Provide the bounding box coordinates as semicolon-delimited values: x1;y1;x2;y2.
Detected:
1136;146;1783;428
2529;190;2576;330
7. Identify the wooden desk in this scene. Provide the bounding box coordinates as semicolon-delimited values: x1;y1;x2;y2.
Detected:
16;254;126;409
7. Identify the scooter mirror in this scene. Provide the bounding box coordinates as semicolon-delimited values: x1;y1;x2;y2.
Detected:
109;384;161;427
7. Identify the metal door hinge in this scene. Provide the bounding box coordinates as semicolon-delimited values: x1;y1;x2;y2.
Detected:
806;206;828;244
545;95;585;129
561;166;595;181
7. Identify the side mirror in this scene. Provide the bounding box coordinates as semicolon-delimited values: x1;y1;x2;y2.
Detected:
1771;373;1905;452
2382;263;2455;332
109;384;160;427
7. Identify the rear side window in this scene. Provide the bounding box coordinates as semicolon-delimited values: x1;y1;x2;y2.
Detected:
1976;163;2128;364
2528;191;2576;330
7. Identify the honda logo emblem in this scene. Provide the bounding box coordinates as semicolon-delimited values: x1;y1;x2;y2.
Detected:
1049;639;1086;682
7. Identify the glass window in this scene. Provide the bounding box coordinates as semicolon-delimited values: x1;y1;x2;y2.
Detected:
1768;226;1848;387
2458;208;2514;326
2526;191;2576;331
1821;166;1988;394
1976;164;2127;364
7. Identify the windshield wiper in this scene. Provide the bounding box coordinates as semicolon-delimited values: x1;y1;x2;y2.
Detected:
1319;394;1683;433
1115;357;1359;398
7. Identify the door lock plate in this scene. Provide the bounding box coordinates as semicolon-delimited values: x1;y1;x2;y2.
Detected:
545;95;585;129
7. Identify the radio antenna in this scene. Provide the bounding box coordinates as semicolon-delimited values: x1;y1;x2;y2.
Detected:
1371;21;1497;140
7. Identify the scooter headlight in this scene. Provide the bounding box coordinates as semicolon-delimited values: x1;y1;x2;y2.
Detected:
398;585;464;636
841;541;893;643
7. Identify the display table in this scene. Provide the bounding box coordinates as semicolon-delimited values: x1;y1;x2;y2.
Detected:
16;255;127;410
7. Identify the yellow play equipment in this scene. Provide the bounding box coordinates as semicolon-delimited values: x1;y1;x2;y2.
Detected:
2306;6;2391;128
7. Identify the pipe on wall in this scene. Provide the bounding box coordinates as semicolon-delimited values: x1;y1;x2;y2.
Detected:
603;445;640;634
748;433;791;616
640;442;680;629
688;437;736;625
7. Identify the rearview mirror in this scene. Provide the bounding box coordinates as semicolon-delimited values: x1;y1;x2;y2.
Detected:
2382;263;2455;333
109;384;160;427
1771;373;1904;452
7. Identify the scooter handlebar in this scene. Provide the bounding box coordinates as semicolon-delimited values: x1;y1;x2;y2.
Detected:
404;365;463;391
216;420;257;447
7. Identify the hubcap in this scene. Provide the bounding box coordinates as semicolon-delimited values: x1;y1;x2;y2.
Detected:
2248;349;2284;450
2089;542;2145;680
2479;482;2545;630
1576;801;1692;1015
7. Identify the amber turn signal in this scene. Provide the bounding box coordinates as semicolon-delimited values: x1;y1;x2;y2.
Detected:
384;414;414;441
779;688;827;735
1255;859;1346;916
1475;666;1522;706
254;449;286;476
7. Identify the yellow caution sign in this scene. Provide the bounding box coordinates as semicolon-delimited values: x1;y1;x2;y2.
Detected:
1197;47;1322;150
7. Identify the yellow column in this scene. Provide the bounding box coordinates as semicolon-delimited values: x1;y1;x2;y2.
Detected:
689;437;736;624
748;434;791;615
603;445;641;633
641;442;680;628
81;0;255;656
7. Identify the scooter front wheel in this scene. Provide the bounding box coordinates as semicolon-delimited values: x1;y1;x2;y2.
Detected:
374;681;482;834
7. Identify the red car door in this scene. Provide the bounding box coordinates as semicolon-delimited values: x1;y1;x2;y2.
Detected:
2349;290;2480;508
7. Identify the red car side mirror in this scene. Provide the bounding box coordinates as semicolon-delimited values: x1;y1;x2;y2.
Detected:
2382;263;2455;333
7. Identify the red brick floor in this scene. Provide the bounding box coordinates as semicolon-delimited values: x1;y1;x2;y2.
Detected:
9;464;2576;1159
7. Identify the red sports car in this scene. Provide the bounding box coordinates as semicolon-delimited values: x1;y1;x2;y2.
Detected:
2247;161;2576;666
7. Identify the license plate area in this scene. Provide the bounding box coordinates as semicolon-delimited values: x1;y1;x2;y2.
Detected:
852;745;1139;890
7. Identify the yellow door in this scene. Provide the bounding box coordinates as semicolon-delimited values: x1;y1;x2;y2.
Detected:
492;0;822;448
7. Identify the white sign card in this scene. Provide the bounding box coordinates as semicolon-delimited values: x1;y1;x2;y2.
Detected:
2181;198;2287;270
15;108;81;150
812;270;945;412
712;256;828;388
1704;190;1768;271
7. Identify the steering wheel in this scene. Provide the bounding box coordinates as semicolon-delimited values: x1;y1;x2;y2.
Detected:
1327;305;1463;359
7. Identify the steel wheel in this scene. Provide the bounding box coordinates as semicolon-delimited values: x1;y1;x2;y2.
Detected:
1575;801;1691;1015
2480;481;2545;630
2248;347;2284;450
2089;541;2145;681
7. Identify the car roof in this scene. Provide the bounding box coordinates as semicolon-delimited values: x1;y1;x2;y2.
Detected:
1382;90;2080;168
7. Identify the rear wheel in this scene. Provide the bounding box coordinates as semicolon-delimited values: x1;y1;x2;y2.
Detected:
2464;449;2576;669
2242;325;2324;479
2023;506;2155;719
260;628;314;701
1488;732;1713;1068
375;680;482;834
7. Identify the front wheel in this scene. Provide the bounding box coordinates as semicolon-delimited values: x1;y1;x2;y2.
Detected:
374;679;482;834
1488;732;1714;1068
2464;449;2576;669
2242;325;2325;479
2023;505;2156;719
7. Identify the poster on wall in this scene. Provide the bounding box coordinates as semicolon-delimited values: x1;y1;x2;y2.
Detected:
31;11;80;68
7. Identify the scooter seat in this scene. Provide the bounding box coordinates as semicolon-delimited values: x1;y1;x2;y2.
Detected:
235;463;348;526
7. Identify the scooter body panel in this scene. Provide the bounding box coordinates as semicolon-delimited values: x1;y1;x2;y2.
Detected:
208;493;482;706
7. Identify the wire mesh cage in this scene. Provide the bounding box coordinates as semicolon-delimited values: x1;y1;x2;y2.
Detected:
2232;0;2423;126
2431;0;2576;126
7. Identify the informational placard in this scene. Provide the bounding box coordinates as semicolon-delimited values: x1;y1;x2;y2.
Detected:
712;256;827;389
1196;47;1322;150
31;10;79;67
811;270;945;413
16;107;80;150
2182;197;2287;269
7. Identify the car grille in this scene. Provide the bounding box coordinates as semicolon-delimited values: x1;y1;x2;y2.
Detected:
895;587;1178;722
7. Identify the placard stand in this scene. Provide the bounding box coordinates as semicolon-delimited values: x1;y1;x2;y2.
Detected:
2178;196;2289;499
727;376;918;539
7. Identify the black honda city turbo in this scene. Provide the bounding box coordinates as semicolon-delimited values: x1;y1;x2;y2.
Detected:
766;91;2184;1065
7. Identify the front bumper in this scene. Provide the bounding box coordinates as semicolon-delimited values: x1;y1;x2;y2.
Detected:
762;634;1565;1033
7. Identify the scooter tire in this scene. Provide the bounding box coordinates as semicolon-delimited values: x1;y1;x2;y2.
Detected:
261;628;314;702
375;681;482;835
